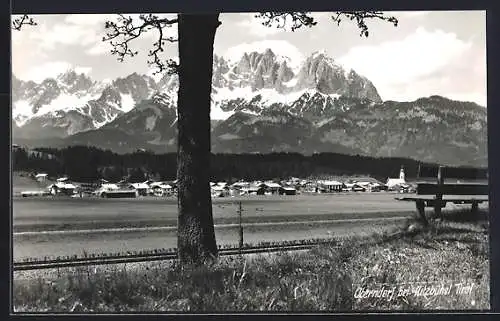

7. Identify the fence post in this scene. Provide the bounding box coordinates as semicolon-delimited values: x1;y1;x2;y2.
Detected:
238;201;244;252
435;165;444;220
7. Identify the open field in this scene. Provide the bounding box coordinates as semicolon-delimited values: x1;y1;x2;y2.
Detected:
13;193;417;232
13;193;416;261
12;193;487;262
13;217;406;261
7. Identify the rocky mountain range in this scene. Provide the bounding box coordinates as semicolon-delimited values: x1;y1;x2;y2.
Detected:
12;49;488;167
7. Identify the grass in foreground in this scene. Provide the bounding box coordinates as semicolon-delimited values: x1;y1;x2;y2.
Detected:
13;209;490;312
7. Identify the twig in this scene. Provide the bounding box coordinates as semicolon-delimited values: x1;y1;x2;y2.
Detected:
12;15;37;31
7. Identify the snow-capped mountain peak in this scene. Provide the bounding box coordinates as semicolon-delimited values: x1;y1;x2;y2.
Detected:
13;48;383;138
224;40;305;73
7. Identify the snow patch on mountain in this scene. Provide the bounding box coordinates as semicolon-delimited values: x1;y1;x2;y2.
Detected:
13;100;33;125
283;78;298;87
93;108;119;128
211;103;236;120
120;94;136;112
36;92;99;117
212;87;339;108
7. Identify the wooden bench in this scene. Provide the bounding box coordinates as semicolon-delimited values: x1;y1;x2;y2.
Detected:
396;164;489;225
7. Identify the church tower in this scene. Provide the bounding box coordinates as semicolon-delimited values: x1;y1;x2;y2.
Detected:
399;166;405;181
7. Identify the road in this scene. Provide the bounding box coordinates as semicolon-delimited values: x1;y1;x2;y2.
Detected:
13;193;420;261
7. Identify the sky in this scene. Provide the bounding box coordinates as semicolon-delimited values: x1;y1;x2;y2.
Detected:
11;11;486;106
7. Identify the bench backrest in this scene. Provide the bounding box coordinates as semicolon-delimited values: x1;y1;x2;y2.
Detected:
416;164;489;196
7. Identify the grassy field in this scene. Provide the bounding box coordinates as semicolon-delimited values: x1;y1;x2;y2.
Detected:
13;192;487;261
13;217;406;261
12;208;490;312
13;193;418;232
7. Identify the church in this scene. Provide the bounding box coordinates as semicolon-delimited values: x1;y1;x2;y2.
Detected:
386;166;406;190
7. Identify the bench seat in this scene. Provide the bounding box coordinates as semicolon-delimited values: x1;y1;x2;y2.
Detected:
396;164;488;225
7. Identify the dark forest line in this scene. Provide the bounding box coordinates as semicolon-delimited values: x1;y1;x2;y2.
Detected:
13;145;444;183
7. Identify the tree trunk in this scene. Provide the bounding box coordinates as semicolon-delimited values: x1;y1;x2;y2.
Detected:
176;13;220;265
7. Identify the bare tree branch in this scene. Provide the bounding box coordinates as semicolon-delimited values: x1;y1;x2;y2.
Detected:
331;11;398;37
101;11;398;76
254;12;317;31
102;14;179;75
12;14;37;31
255;11;398;36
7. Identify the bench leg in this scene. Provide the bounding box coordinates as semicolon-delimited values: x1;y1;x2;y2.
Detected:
434;205;444;221
472;202;479;215
416;201;428;226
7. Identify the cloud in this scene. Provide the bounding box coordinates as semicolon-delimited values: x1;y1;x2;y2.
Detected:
237;19;282;37
18;14;178;59
64;14;115;26
235;13;305;38
20;61;92;82
28;20;103;51
393;11;430;19
86;42;112;56
337;27;485;104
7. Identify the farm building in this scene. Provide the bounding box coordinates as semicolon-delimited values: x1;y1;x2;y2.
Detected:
211;184;230;197
259;182;281;195
231;182;250;193
394;183;412;193
130;182;150;196
279;186;297;195
351;184;367;192
355;181;372;188
317;180;343;192
74;182;100;196
240;185;265;195
100;183;119;191
303;181;318;193
94;183;119;197
343;182;355;191
97;183;138;198
367;182;385;192
35;173;48;183
48;181;77;196
150;182;173;196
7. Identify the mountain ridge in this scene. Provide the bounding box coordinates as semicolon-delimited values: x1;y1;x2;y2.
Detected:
12;49;487;167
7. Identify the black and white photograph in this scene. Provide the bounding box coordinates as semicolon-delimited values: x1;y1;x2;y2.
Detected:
11;10;489;312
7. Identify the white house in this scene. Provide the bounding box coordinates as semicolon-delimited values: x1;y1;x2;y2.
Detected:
260;182;282;195
386;166;406;190
49;181;77;196
279;186;297;195
367;182;383;192
318;180;343;192
355;181;372;188
35;173;48;183
131;182;150;196
150;182;172;196
100;183;119;191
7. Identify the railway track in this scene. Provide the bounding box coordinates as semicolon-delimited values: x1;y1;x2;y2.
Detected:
13;241;338;271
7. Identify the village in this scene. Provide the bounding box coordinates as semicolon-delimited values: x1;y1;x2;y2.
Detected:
18;166;415;198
